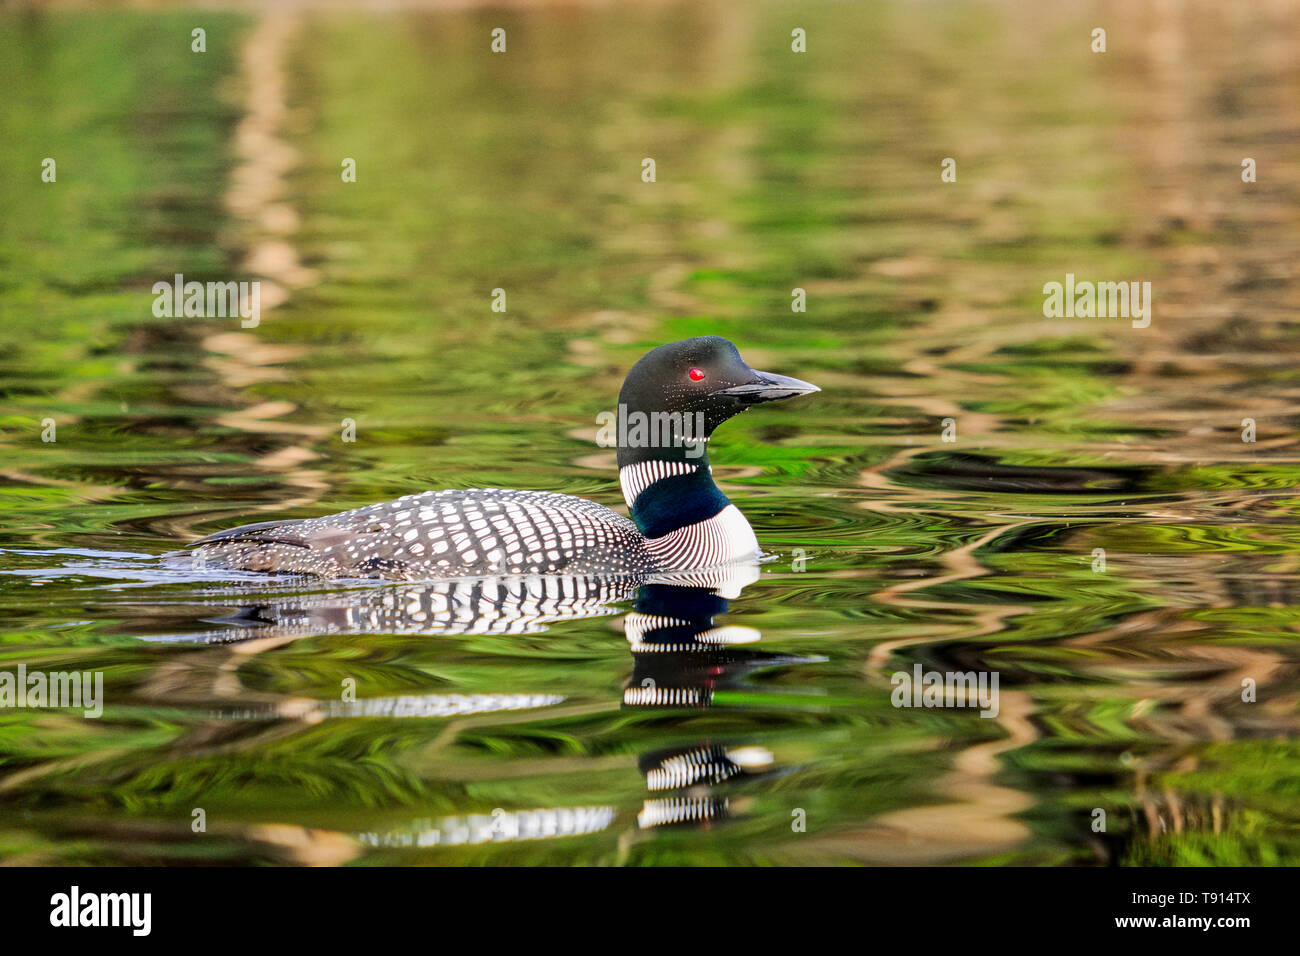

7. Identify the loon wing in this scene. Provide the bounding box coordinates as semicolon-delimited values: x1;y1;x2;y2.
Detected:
192;518;313;549
192;517;369;552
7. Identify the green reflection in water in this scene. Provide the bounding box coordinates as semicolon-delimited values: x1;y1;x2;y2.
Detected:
0;2;1297;866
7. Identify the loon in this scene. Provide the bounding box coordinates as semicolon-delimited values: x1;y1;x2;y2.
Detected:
186;336;818;581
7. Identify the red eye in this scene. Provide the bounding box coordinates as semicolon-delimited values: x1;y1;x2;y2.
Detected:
688;368;705;381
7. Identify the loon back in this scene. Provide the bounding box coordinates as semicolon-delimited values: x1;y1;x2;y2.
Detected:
191;489;654;579
186;336;817;581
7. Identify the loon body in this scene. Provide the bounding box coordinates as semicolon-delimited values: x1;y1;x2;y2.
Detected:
187;337;817;581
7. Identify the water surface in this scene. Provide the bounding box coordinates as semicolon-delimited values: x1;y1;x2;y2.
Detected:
1;1;1298;865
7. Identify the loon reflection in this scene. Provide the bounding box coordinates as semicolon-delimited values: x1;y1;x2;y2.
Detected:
151;564;814;840
156;566;762;644
623;579;812;710
620;573;805;830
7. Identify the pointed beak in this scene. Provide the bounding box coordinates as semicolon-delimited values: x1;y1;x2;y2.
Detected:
715;370;820;404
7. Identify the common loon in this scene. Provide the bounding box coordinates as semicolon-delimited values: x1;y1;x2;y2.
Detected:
186;336;818;581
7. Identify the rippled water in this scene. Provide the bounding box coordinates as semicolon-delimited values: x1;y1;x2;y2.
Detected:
1;2;1298;865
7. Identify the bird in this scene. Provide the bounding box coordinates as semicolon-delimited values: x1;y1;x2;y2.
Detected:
183;336;818;581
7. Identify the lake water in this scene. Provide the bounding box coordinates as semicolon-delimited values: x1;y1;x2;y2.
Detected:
1;1;1297;865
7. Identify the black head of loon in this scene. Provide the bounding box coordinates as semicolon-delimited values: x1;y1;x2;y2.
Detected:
614;336;818;542
617;336;819;463
183;336;818;581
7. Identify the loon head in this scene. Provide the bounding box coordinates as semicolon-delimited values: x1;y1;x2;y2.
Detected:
615;336;819;468
613;336;819;549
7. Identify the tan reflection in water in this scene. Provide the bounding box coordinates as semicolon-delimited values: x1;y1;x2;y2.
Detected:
187;11;329;540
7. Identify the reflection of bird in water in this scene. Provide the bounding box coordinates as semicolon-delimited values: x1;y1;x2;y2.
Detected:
149;574;643;644
618;569;819;831
622;573;820;710
148;564;776;646
146;563;815;846
357;805;618;850
635;743;776;830
640;743;776;791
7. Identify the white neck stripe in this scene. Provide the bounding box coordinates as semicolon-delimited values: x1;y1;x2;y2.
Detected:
618;460;698;509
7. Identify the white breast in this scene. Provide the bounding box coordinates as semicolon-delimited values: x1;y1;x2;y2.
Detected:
644;504;760;571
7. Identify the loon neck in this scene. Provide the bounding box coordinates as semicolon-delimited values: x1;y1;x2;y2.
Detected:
618;449;731;540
